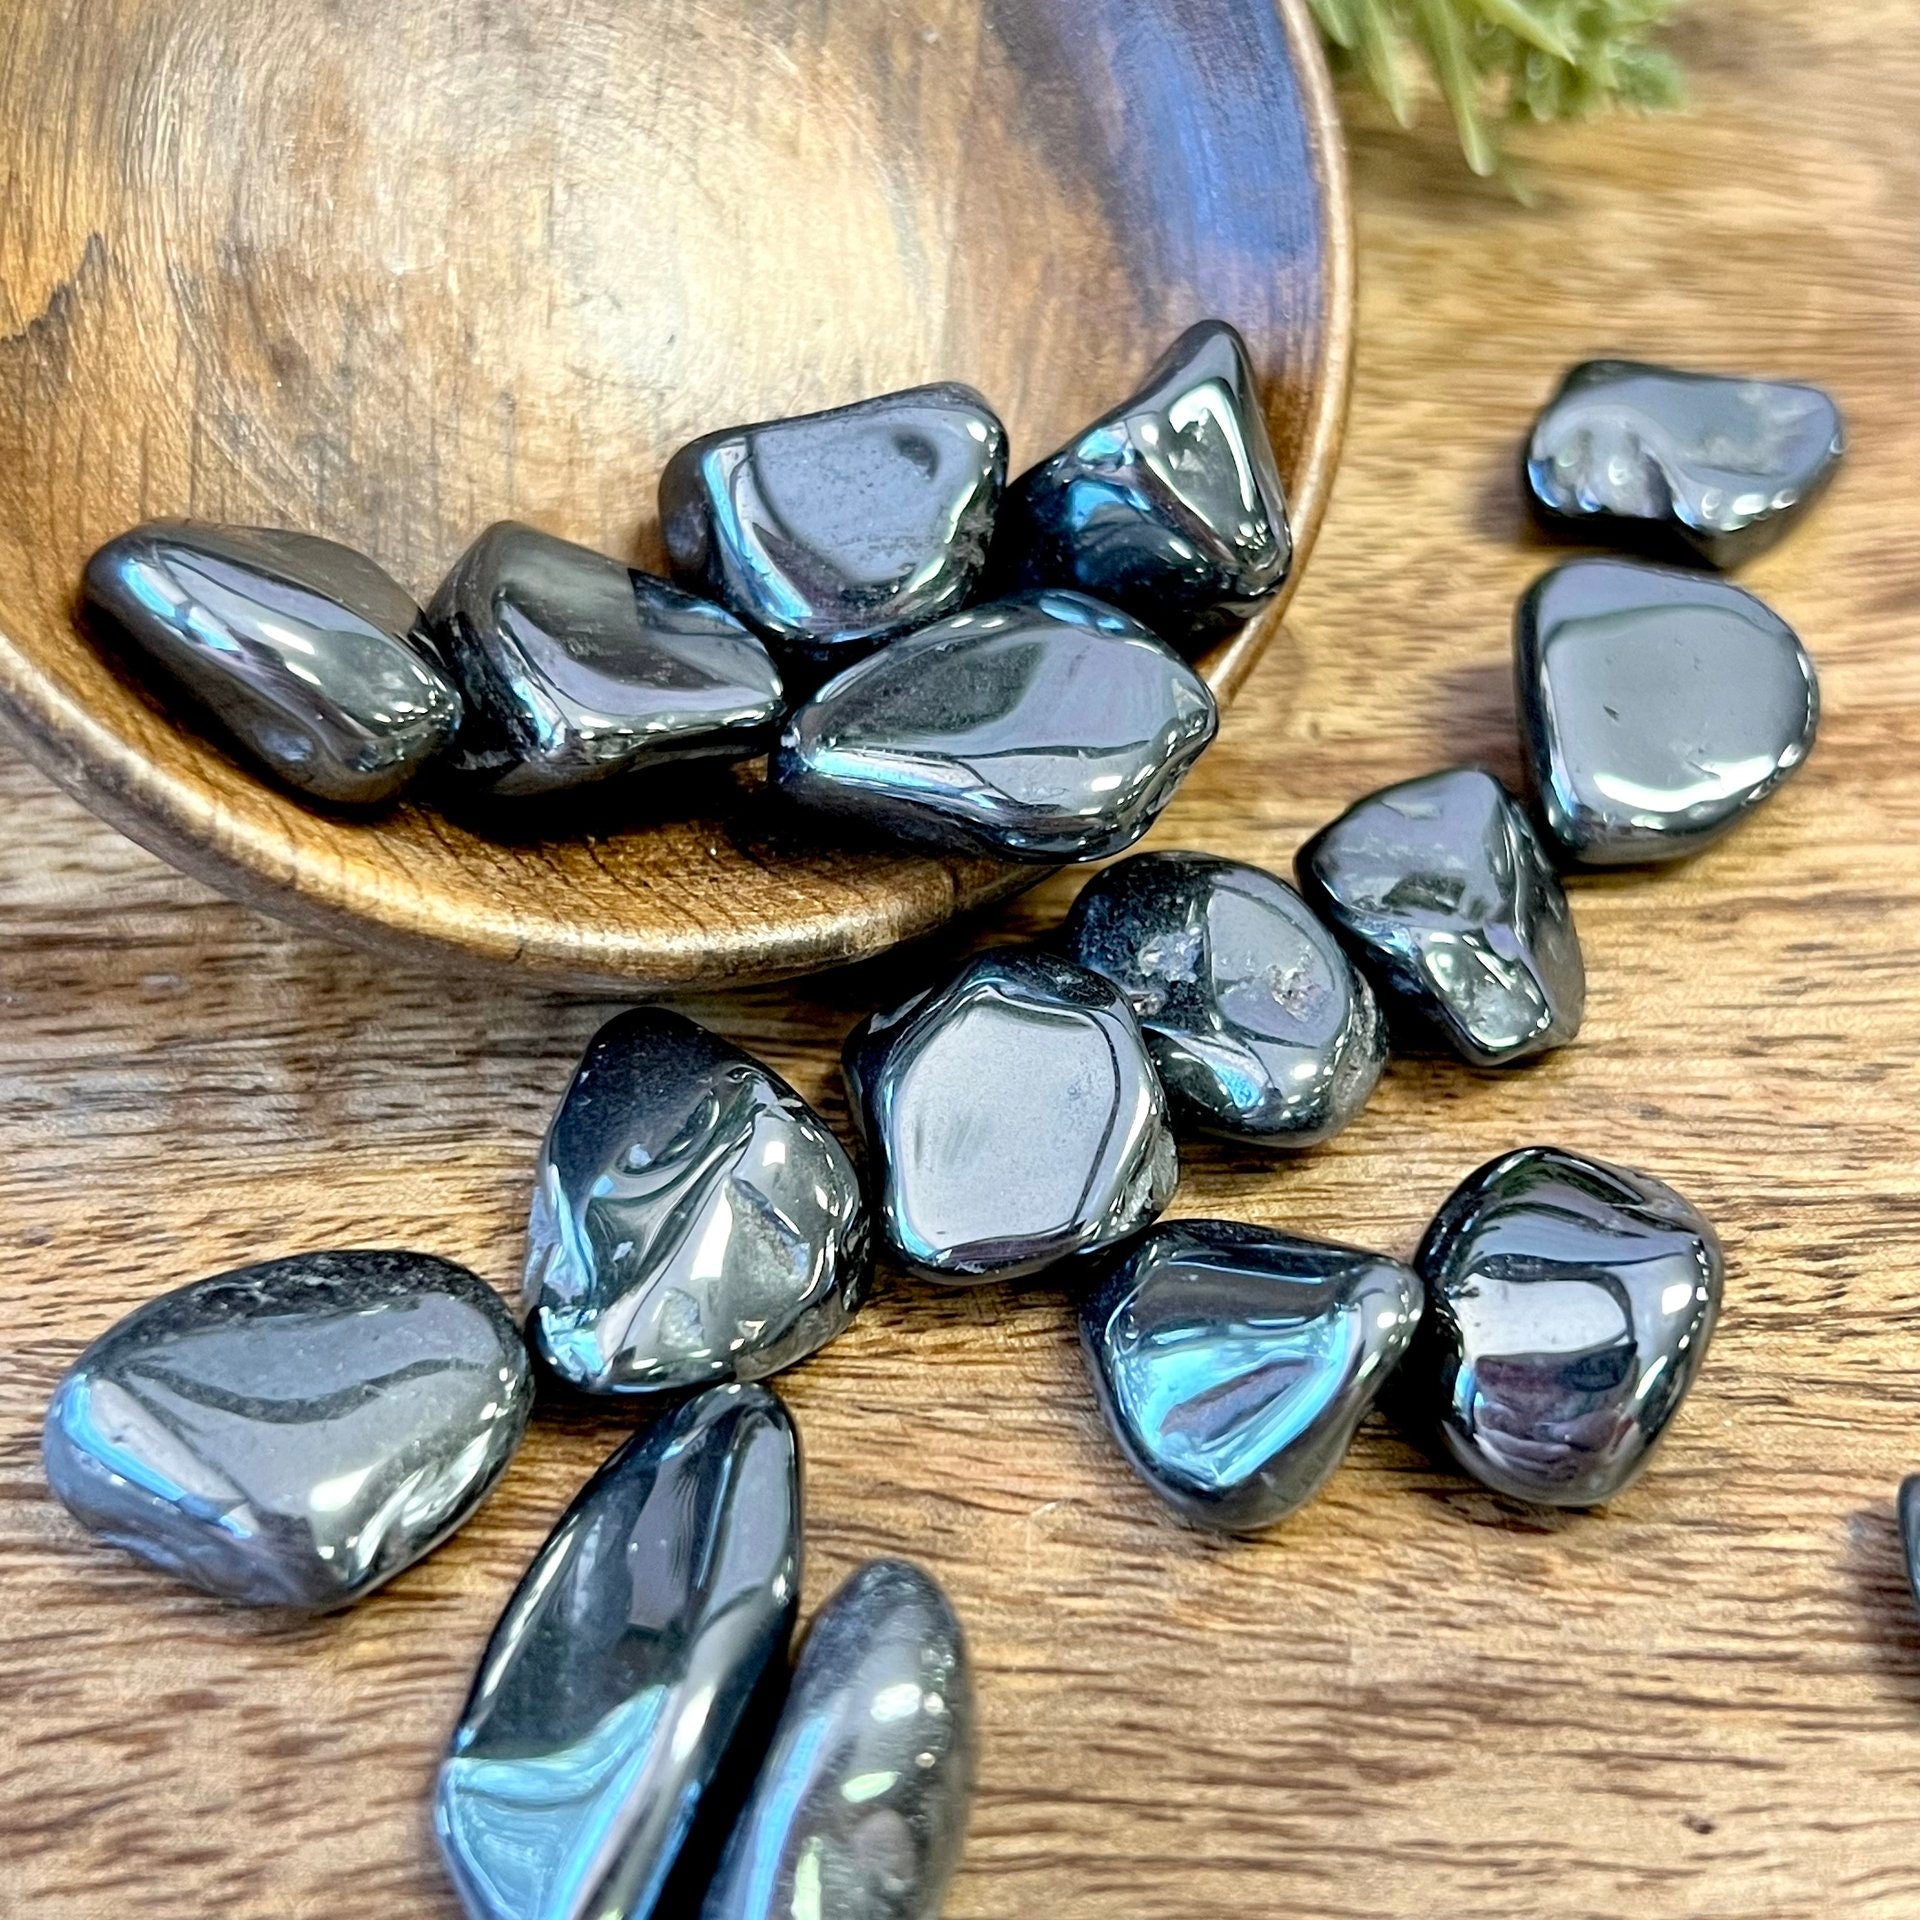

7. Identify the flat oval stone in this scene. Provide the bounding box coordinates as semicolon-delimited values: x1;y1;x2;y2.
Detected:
1413;1147;1723;1507
770;589;1217;863
83;521;460;806
525;1008;870;1396
1524;359;1845;569
427;522;784;799
844;947;1177;1283
1295;767;1585;1067
1080;1220;1422;1532
1516;558;1819;866
1900;1477;1920;1618
700;1559;974;1920
659;384;1006;672
42;1250;530;1609
436;1384;800;1920
994;319;1292;650
1062;850;1385;1147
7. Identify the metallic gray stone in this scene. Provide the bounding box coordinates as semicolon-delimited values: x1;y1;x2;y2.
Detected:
83;520;460;805
436;1384;801;1920
525;1008;870;1396
771;589;1217;863
1062;850;1385;1147
42;1250;530;1609
844;947;1177;1283
1900;1477;1920;1619
701;1560;974;1920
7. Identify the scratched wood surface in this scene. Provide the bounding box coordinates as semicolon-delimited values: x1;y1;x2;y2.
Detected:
5;2;1920;1915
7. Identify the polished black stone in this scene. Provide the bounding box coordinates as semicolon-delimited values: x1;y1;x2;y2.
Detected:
1516;558;1819;866
1295;767;1584;1067
427;522;784;799
1062;851;1385;1148
1413;1147;1723;1507
525;1008;870;1396
770;589;1217;863
701;1559;974;1920
1900;1477;1920;1619
844;947;1177;1283
1081;1221;1422;1533
436;1384;800;1920
43;1250;530;1610
659;384;1006;671
1525;359;1845;569
83;521;459;806
994;320;1292;650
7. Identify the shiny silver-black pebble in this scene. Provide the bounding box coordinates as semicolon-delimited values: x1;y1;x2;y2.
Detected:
435;1383;800;1920
83;520;460;805
1413;1147;1723;1507
525;1007;869;1397
1516;557;1818;866
42;1249;530;1610
1295;766;1585;1067
1524;359;1844;569
1900;1477;1920;1619
1063;850;1385;1147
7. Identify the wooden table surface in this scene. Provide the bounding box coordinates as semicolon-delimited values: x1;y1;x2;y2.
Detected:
5;3;1918;1914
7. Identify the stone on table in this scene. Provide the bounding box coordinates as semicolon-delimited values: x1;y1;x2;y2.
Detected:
1900;1477;1920;1619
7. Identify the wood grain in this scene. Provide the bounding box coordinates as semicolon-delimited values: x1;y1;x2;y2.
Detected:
4;1;1920;1916
0;0;1349;994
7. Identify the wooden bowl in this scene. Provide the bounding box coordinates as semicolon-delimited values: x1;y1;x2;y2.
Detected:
0;0;1352;994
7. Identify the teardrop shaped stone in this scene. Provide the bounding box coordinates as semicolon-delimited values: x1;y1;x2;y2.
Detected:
427;522;784;798
659;384;1007;672
1524;359;1844;569
994;319;1292;650
1063;850;1386;1147
525;1008;870;1396
771;589;1217;863
42;1250;530;1609
700;1560;974;1920
1516;558;1819;865
1080;1220;1423;1532
1295;767;1585;1067
83;521;460;805
1413;1147;1723;1506
1899;1477;1920;1618
436;1384;801;1920
844;947;1177;1283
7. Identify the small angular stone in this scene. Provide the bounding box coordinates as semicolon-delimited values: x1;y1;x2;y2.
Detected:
42;1250;530;1609
1413;1148;1723;1507
83;521;460;805
701;1560;974;1920
1516;558;1819;866
427;522;784;799
844;947;1177;1283
771;589;1217;863
1295;767;1584;1067
436;1384;800;1920
660;384;1006;671
1063;851;1385;1148
994;319;1292;650
1899;1477;1920;1618
1081;1220;1422;1532
1525;359;1844;569
525;1008;870;1396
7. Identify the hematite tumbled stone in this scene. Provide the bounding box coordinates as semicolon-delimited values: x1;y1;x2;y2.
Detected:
525;1008;869;1396
1295;767;1584;1067
659;384;1006;671
770;589;1217;863
1516;558;1818;866
1900;1478;1920;1618
83;521;460;805
844;947;1177;1283
1524;359;1844;568
1063;850;1385;1148
1413;1147;1723;1507
436;1384;800;1920
1081;1220;1423;1532
42;1250;530;1609
993;319;1292;650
